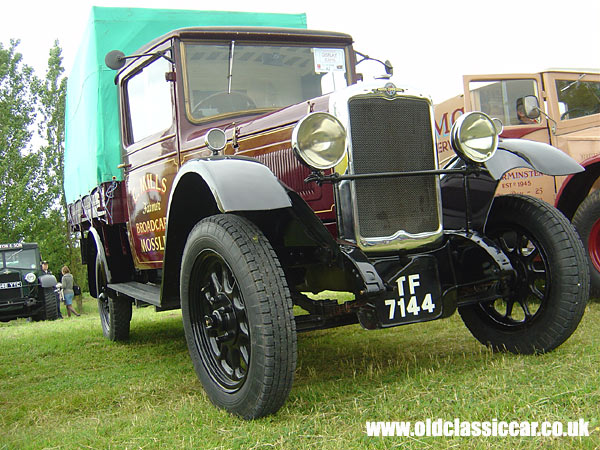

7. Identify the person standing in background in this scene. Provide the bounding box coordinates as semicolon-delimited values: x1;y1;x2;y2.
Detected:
61;266;80;317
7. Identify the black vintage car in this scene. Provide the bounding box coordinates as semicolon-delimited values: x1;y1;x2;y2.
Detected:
67;27;589;419
0;243;58;322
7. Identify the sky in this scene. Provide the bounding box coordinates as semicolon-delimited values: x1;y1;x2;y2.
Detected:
1;0;599;104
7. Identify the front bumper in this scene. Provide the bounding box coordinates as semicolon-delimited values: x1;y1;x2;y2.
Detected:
0;297;43;320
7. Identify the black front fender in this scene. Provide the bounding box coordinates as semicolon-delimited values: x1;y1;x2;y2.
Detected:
161;157;292;308
441;165;499;231
485;138;584;180
169;157;292;213
441;139;584;231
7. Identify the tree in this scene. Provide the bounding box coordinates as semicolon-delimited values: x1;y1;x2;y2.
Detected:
0;40;43;243
33;42;86;288
0;39;86;289
34;40;67;211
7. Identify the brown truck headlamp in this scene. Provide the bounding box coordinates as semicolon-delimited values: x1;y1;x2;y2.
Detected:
450;112;498;164
292;112;347;170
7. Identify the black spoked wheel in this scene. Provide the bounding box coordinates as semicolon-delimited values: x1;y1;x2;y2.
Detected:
459;195;589;354
181;214;296;419
95;253;132;341
190;250;251;391
479;226;548;327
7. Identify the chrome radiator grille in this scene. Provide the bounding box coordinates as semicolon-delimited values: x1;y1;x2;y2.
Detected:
348;96;440;239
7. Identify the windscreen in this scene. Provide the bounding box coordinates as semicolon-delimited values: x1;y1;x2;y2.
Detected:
555;79;600;120
2;249;38;270
183;41;348;121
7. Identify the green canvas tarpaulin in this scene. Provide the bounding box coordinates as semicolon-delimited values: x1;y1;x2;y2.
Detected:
64;6;307;203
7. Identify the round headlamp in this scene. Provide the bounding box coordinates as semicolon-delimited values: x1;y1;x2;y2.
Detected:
292;112;347;170
25;272;36;283
450;112;498;163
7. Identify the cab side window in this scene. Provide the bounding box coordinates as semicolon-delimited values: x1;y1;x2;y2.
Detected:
125;56;173;144
469;79;540;126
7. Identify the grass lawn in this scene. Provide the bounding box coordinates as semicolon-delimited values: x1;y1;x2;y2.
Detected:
1;295;599;449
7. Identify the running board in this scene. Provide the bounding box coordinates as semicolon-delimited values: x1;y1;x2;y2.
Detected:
107;281;161;307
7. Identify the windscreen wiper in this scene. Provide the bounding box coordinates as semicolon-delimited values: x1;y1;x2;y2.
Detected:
560;73;586;92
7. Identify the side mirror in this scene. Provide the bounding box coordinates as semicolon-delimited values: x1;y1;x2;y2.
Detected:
104;49;174;71
522;95;541;119
105;50;126;71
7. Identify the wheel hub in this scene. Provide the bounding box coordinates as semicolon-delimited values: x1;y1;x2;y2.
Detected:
485;227;548;327
509;257;531;297
204;293;237;338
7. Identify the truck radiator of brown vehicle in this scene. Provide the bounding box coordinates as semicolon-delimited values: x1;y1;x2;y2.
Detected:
348;96;439;239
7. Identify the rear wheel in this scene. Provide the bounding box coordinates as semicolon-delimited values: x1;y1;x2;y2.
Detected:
96;253;132;341
459;195;589;354
572;189;600;297
181;214;297;419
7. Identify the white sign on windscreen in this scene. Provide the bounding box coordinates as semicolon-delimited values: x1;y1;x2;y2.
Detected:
314;48;346;73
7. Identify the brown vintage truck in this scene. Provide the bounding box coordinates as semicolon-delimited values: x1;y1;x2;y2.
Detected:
435;70;600;294
66;17;590;418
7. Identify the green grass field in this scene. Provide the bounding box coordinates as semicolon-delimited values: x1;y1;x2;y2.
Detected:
1;296;599;449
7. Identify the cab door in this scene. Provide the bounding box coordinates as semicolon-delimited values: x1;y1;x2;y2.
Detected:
119;43;179;269
463;73;556;204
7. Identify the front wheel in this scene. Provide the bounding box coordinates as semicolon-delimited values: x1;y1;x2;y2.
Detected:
572;189;600;297
42;287;59;321
32;287;59;321
181;214;297;419
459;195;589;354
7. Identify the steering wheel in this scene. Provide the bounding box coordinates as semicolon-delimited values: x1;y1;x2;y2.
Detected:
192;91;256;118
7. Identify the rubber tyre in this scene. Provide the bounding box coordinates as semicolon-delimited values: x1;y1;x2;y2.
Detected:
42;287;59;320
181;214;297;420
572;190;600;297
459;194;589;354
96;253;132;341
31;287;59;321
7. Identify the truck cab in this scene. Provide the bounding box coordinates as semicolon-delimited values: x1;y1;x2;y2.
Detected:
116;28;354;270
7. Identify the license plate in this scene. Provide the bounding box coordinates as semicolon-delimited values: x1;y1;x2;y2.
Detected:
0;281;22;289
376;256;442;327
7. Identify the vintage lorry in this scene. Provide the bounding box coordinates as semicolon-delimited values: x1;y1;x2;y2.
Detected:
0;243;58;322
435;70;600;294
65;8;590;419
